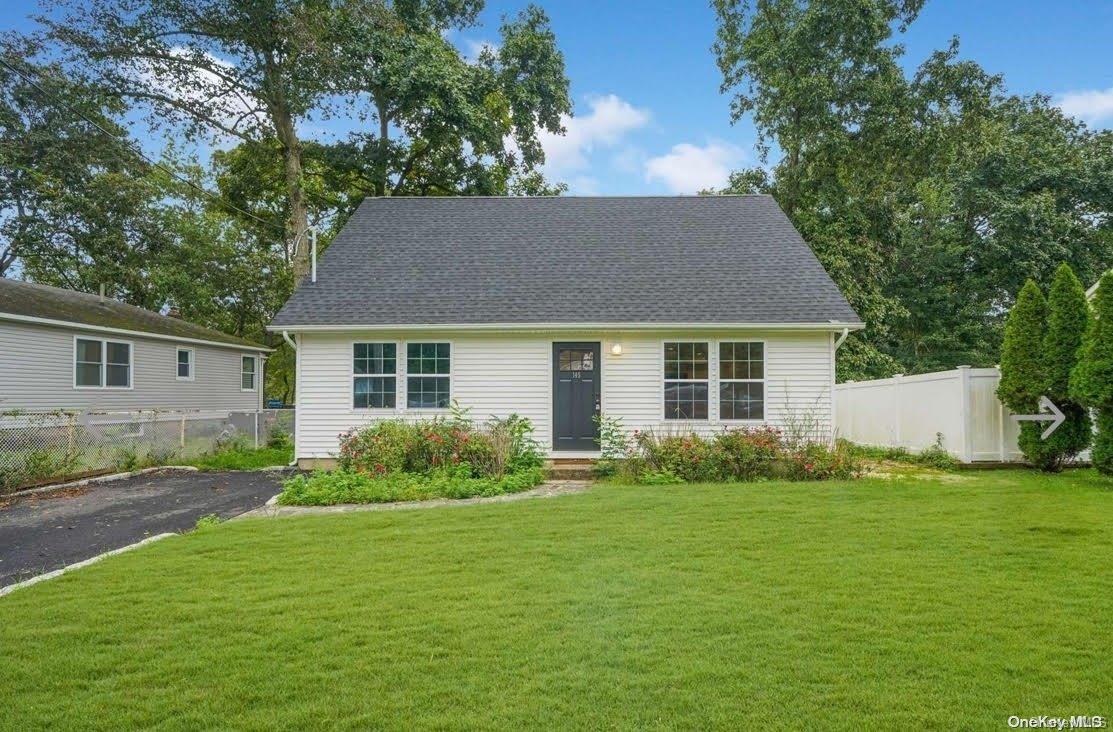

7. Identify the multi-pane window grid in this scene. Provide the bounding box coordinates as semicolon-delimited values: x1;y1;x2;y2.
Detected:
719;342;764;420
353;343;397;409
407;343;450;408
664;342;709;419
559;349;594;372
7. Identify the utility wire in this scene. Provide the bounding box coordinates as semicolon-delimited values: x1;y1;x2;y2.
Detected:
0;55;288;237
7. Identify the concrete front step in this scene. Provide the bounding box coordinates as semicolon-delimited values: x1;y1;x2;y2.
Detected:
544;459;596;481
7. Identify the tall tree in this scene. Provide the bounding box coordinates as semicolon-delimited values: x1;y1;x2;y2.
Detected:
0;44;173;303
1039;264;1092;470
44;0;356;280
1071;271;1113;474
997;279;1055;469
711;2;1112;378
333;2;570;198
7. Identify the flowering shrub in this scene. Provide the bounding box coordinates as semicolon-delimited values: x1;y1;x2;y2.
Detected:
336;411;542;480
712;427;783;481
596;415;860;484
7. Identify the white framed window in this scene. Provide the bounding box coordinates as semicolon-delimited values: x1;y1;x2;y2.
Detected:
718;341;765;420
241;355;257;391
663;342;708;420
74;337;132;389
353;342;397;409
176;347;195;381
406;342;451;409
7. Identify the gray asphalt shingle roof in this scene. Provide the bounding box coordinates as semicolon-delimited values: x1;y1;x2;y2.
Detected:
271;195;861;328
0;279;268;350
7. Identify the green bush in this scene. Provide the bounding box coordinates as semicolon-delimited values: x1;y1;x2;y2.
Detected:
188;445;292;471
277;465;545;506
1038;264;1093;470
1071;270;1113;474
634;430;721;483
782;441;860;481
998;279;1055;469
337;411;542;479
605;425;858;484
712;427;783;480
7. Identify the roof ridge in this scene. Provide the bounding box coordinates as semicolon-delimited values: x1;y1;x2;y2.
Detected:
0;278;266;350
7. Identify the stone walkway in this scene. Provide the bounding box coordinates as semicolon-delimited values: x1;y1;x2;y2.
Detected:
235;480;592;519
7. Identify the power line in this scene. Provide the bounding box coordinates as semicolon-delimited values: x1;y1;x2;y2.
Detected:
0;56;287;237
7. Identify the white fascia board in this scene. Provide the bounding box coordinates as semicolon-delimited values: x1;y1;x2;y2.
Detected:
0;312;273;353
268;321;867;333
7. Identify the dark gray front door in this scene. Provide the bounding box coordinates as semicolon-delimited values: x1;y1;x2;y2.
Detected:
553;342;601;451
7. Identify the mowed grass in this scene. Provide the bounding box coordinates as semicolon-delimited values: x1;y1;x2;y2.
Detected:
2;470;1110;730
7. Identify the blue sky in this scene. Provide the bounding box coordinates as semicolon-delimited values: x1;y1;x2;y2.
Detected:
3;0;1112;195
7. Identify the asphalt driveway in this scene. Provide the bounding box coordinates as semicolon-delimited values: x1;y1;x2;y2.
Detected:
0;470;286;587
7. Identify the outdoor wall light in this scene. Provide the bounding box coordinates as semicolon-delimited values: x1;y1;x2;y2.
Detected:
611;343;623;356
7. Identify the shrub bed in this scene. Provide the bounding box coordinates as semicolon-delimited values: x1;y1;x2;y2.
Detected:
278;408;545;505
596;418;861;484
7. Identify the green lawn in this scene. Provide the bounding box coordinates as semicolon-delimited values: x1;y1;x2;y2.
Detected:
2;470;1110;729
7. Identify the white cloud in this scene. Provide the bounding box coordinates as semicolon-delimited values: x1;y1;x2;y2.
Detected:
539;94;651;175
1056;87;1113;125
462;38;499;60
134;46;265;140
644;141;745;194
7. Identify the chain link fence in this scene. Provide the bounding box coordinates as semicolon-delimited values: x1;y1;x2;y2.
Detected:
0;409;294;493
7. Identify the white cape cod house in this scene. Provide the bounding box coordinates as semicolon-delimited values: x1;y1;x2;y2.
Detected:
270;195;863;467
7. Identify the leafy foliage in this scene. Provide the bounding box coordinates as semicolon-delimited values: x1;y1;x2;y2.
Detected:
336;412;542;480
607;426;860;484
1038;264;1093;469
1071;271;1113;474
277;464;545;506
712;1;1112;378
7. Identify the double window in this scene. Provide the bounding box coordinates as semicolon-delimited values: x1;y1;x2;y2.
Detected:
662;341;765;420
75;337;132;389
241;356;257;391
351;342;451;410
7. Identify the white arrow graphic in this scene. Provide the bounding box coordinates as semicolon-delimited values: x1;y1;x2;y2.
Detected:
1011;396;1066;440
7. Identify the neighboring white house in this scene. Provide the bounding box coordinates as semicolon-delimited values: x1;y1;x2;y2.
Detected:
269;196;864;467
0;279;271;413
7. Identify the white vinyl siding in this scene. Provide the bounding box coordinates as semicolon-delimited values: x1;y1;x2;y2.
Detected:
293;329;835;459
0;320;262;412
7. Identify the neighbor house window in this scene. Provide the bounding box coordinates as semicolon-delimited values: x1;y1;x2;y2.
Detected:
719;342;764;420
353;342;396;409
407;343;450;408
241;356;257;391
663;342;708;419
176;348;194;381
74;337;131;389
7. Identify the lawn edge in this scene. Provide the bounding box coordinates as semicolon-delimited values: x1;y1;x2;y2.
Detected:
0;532;178;598
237;480;593;519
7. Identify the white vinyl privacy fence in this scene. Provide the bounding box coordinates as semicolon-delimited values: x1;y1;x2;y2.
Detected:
835;366;1023;463
0;408;294;491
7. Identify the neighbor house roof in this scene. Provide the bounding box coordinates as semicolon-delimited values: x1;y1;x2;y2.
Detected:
0;279;269;351
271;195;862;330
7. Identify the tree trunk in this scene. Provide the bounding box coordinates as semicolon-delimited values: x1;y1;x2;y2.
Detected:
375;95;389;196
274;106;310;281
